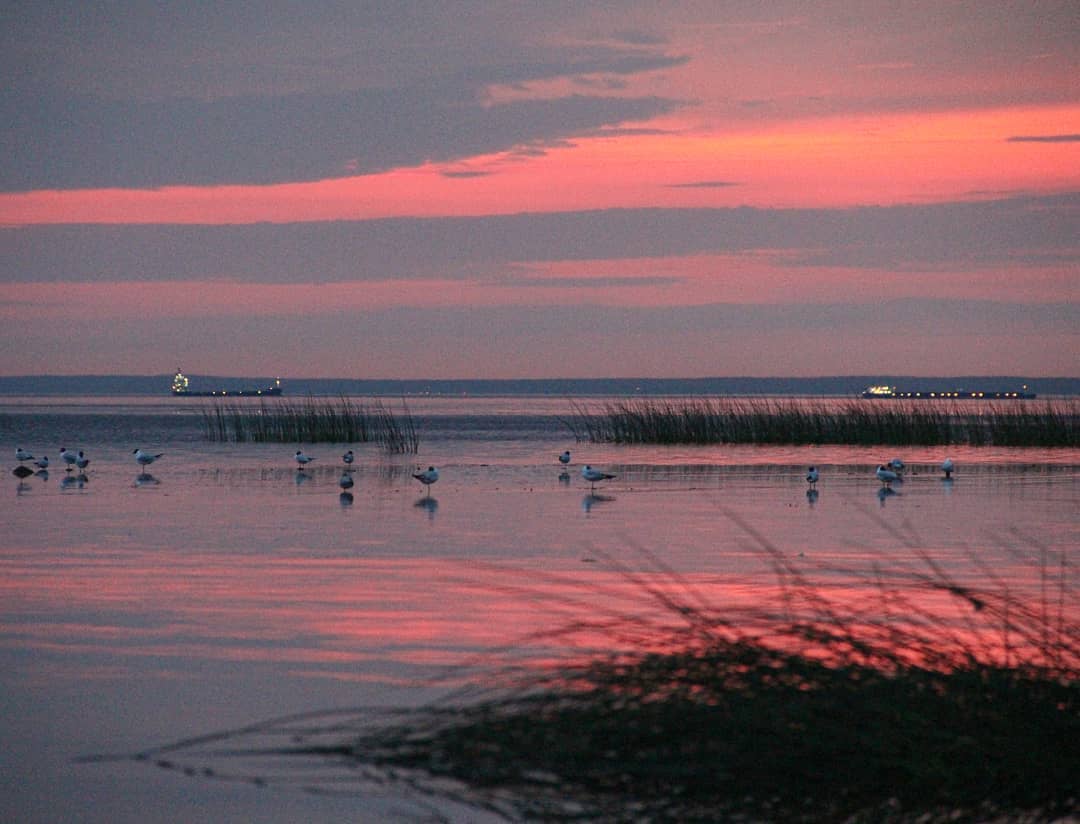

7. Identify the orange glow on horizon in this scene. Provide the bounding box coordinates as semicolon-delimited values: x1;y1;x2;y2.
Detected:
1;104;1075;227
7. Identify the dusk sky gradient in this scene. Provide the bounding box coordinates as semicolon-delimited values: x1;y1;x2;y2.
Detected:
1;1;1077;378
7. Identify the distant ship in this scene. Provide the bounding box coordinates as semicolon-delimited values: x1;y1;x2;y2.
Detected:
171;368;283;397
861;384;1036;400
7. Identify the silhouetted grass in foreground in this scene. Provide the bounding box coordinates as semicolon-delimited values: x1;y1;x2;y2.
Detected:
563;397;1079;447
111;525;1078;822
200;396;419;452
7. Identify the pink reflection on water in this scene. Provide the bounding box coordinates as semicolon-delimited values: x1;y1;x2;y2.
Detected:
2;548;1073;682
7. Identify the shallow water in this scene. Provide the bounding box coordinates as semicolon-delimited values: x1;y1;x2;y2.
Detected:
1;396;1077;822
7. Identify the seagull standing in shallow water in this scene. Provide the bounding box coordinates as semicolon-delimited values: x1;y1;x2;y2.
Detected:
342;450;355;469
558;450;571;465
76;451;90;471
413;466;439;495
33;456;49;470
60;448;79;471
876;465;899;487
581;465;616;491
294;450;314;469
806;466;819;487
941;457;954;479
134;449;163;468
15;448;34;463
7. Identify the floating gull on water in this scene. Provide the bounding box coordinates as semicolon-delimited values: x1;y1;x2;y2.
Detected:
134;448;163;467
558;450;571;465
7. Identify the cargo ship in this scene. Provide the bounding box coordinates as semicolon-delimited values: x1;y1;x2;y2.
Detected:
861;384;1035;400
171;368;282;397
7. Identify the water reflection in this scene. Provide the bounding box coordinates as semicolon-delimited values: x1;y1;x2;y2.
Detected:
134;472;160;487
876;486;898;506
36;469;49;481
414;496;438;520
294;470;312;486
806;488;819;507
339;491;354;506
582;493;614;513
61;474;89;490
558;471;571;485
941;478;955;494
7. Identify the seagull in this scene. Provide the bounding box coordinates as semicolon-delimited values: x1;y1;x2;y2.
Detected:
33;456;49;470
342;450;355;469
133;448;164;467
581;465;616;491
15;448;34;463
558;450;571;465
806;466;819;487
412;466;439;495
60;447;78;471
889;458;904;473
876;464;899;487
941;457;954;479
294;450;314;469
75;451;90;471
338;472;354;490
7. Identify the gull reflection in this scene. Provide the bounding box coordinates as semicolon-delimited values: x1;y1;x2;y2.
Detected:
294;470;312;486
414;496;438;520
582;493;614;513
134;472;160;487
35;469;49;481
339;491;354;506
876;486;898;506
62;473;89;490
806;488;819;507
558;471;571;485
16;480;31;496
941;477;955;494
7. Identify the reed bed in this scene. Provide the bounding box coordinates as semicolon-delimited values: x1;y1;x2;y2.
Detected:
200;396;419;452
563;397;1079;447
125;533;1078;822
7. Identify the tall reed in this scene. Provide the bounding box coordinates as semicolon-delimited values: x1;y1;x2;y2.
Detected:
199;396;420;452
565;397;1079;446
123;537;1077;822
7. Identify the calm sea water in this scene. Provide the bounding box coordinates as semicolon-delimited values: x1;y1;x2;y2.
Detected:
1;396;1077;823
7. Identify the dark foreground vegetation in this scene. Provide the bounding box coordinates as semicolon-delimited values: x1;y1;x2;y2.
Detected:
564;398;1079;447
120;533;1078;822
200;396;419;452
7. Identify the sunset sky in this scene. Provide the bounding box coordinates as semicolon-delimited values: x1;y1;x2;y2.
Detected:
1;1;1077;379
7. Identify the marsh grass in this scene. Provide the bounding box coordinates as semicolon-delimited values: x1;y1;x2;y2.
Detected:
119;521;1078;822
563;397;1079;447
200;396;420;452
